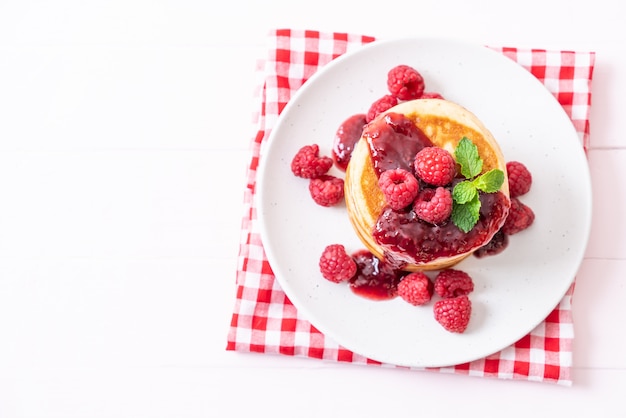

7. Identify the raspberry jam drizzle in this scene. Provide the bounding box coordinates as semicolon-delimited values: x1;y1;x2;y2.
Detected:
364;112;509;264
373;192;509;263
349;250;405;300
362;112;433;176
332;113;367;171
474;230;508;258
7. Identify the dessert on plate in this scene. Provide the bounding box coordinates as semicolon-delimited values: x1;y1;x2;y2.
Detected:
344;98;511;271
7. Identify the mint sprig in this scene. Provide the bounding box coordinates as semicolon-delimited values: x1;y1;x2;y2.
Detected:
451;137;504;233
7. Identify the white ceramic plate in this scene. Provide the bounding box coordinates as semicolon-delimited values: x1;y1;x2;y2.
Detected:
256;38;591;368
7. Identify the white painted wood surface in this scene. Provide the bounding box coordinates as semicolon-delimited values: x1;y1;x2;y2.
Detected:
0;1;623;416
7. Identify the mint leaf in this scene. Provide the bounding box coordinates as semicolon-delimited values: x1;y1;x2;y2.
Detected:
473;168;505;193
452;180;477;204
451;194;481;233
450;137;504;233
454;137;483;179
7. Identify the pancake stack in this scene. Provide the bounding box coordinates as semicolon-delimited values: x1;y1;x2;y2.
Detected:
344;99;510;271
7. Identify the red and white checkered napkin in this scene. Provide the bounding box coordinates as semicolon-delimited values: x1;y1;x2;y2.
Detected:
226;29;595;386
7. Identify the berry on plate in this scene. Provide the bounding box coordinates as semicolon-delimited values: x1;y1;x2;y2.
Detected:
433;295;472;333
291;144;333;179
309;175;344;207
387;64;425;101
319;244;357;283
397;272;433;306
502;197;535;235
434;269;474;298
506;161;532;198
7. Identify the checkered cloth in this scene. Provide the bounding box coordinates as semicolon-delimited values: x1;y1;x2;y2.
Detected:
226;29;595;386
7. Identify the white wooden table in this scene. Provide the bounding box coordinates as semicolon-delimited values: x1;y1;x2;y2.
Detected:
0;1;623;416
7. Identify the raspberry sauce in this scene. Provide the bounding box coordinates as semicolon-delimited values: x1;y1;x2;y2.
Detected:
363;112;509;264
362;112;433;176
473;229;508;258
349;250;404;301
373;191;509;264
332;113;367;171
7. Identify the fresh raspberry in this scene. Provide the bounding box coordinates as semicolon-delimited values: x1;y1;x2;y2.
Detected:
506;161;532;198
434;269;474;298
413;187;453;225
387;65;425;101
397;272;433;306
433;295;472;333
366;94;398;123
420;92;445;99
308;175;344;207
319;244;357;283
502;197;535;235
414;146;456;186
378;168;419;211
291;144;333;179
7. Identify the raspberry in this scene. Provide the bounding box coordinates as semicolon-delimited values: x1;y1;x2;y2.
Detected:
397;272;433;306
414;146;456;186
387;65;425;101
420;92;444;99
291;144;333;179
433;295;472;333
366;94;398;123
434;269;474;298
413;187;453;225
319;244;357;283
506;161;532;198
378;168;419;211
309;175;344;207
502;197;535;235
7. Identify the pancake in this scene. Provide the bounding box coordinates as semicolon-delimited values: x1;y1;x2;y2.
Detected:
344;99;510;271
